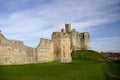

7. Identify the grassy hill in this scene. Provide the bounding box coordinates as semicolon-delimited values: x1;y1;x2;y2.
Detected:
71;50;111;61
0;50;119;80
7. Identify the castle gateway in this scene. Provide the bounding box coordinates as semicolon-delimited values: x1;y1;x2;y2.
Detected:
0;24;91;65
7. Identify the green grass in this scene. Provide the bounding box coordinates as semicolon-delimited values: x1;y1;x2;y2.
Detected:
72;50;111;61
0;50;119;80
0;59;106;80
104;61;120;80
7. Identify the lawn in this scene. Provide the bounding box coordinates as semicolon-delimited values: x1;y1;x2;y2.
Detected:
0;50;119;80
104;61;120;80
0;59;106;80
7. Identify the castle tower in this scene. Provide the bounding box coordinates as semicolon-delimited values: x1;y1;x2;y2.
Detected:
81;32;91;50
59;37;72;62
61;29;64;33
52;32;72;63
65;24;71;33
70;29;81;50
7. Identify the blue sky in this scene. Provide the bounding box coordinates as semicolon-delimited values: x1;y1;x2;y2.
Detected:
0;0;120;52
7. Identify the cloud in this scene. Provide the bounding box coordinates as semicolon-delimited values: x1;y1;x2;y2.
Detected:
0;0;120;49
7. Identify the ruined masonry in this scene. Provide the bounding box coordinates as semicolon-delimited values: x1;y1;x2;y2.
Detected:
0;24;91;65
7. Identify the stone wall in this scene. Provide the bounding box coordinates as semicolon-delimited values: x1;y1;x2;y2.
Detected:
70;29;81;50
52;32;72;62
0;33;35;65
36;38;54;62
0;23;91;65
0;33;54;65
80;32;91;50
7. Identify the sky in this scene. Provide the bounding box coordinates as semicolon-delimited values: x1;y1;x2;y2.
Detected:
0;0;120;52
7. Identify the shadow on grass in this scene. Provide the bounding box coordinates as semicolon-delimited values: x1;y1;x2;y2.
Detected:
103;61;120;80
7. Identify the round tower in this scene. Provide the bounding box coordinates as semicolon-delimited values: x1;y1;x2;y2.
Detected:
65;24;71;33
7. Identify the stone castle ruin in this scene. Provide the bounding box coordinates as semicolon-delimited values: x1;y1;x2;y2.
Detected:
0;24;91;65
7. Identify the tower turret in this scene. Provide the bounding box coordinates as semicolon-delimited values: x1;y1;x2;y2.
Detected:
65;24;71;33
61;29;64;33
80;32;91;50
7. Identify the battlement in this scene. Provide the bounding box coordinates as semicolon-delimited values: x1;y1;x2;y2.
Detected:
52;32;70;39
80;32;90;39
39;38;52;46
72;29;76;32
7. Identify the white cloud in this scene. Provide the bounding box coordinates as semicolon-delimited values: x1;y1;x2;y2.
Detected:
0;0;120;49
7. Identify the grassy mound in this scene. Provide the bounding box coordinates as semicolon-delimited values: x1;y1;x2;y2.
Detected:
71;50;111;61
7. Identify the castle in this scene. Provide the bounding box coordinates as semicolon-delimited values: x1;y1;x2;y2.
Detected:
0;24;91;65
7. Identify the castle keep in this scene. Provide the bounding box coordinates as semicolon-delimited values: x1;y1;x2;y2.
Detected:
0;24;91;65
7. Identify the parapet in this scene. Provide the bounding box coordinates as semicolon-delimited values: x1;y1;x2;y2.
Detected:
37;38;53;50
80;32;90;41
72;29;76;32
52;32;70;39
40;38;52;45
40;38;46;43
